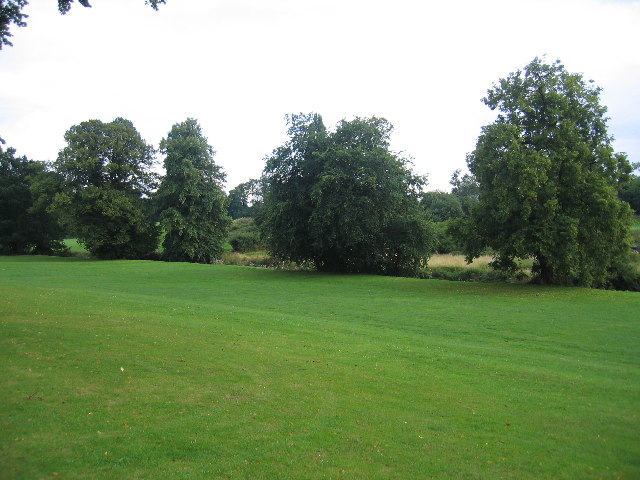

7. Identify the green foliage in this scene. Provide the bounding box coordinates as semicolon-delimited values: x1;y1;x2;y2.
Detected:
61;187;158;259
620;175;640;214
227;178;264;220
423;173;479;253
0;0;27;48
605;252;640;292
0;144;67;254
431;220;463;254
465;57;633;287
53;118;160;259
155;118;231;263
421;190;463;222
227;217;263;252
631;216;640;248
262;113;328;265
263;114;434;276
449;169;479;215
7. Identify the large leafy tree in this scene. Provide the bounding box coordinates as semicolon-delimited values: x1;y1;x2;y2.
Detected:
0;143;66;254
464;57;633;286
263;114;434;276
263;113;328;265
53;117;159;259
155;118;231;263
0;0;165;49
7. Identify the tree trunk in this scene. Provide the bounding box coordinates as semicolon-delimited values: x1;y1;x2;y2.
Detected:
536;256;554;284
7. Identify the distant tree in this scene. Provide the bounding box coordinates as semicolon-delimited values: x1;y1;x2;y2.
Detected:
620;173;640;214
421;190;463;222
421;190;465;254
463;57;633;286
53;117;159;259
263;114;434;276
155;118;231;263
449;169;479;216
227;178;264;220
0;0;165;49
0;144;66;254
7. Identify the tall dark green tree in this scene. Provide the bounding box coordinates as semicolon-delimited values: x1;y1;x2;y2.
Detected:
53;117;159;259
464;58;633;286
263;114;434;276
155;118;230;263
262;113;328;265
0;143;66;254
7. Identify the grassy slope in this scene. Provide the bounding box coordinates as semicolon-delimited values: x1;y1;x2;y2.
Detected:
1;257;639;479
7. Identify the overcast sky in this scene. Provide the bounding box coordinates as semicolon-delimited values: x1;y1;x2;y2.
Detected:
1;0;638;191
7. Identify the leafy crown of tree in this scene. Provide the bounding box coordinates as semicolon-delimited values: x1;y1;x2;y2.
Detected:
227;178;264;220
463;57;632;286
55;117;157;195
52;117;160;259
262;113;434;276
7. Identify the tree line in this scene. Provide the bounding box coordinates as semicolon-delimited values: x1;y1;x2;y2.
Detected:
1;57;638;288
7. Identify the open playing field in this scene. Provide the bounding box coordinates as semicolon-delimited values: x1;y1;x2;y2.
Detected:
1;257;639;479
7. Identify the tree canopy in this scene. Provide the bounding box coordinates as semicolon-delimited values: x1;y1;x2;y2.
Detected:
421;191;463;222
53;117;160;259
0;0;165;49
227;178;264;220
463;57;633;286
262;113;434;276
0;144;66;254
619;171;640;214
155;118;231;263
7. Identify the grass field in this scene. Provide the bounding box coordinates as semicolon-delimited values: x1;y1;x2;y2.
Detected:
1;257;639;479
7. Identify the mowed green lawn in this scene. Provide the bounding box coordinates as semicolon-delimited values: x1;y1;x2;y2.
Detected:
1;257;639;479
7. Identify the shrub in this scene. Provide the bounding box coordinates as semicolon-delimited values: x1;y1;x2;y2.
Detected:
227;217;264;252
604;253;640;292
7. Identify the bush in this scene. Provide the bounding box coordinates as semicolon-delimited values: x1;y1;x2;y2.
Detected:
604;253;640;292
227;217;264;252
